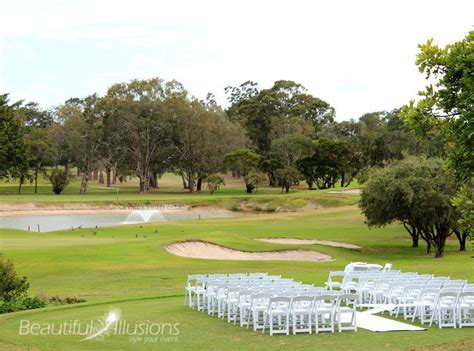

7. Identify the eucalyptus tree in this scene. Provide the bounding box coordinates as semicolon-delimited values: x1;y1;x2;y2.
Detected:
0;94;29;192
106;78;181;193
170;98;246;193
225;80;335;182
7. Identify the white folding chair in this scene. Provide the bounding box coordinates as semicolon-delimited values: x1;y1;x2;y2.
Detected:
325;271;345;291
430;292;458;329
290;296;313;334
184;274;206;307
262;297;291;336
457;291;474;328
313;294;336;333
335;294;358;332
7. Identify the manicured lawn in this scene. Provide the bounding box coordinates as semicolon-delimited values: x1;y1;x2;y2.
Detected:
0;205;472;350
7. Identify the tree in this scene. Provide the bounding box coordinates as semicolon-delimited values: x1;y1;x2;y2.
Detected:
106;78;177;193
205;174;225;195
275;166;302;193
243;171;266;194
270;135;313;192
224;149;265;193
25;127;53;194
170;98;246;193
225;80;335;183
46;169;70;195
451;179;473;251
0;94;29;193
401;31;474;182
360;157;460;257
298;137;341;189
55;96;102;195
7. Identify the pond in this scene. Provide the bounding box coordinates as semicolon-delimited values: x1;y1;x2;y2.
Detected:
0;208;236;232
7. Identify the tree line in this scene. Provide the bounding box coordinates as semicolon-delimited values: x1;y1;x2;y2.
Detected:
0;79;443;195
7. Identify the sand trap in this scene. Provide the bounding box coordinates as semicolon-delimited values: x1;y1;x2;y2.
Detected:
165;240;332;262
255;237;361;249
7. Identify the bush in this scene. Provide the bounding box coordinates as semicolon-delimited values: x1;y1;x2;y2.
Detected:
21;296;47;309
205;174;225;195
46;169;70;194
49;295;86;305
0;255;29;303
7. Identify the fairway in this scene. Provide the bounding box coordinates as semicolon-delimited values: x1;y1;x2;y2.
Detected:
0;204;472;350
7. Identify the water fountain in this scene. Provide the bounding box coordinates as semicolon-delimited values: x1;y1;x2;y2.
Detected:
122;209;166;224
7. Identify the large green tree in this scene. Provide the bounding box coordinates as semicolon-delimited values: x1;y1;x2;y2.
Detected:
360;157;463;257
225;80;334;182
402;31;473;182
0;94;29;192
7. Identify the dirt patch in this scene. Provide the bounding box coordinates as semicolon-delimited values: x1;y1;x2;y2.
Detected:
255;237;361;249
327;189;361;194
164;240;333;262
0;203;232;217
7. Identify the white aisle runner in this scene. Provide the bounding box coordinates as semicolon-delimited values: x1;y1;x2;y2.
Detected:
342;306;426;332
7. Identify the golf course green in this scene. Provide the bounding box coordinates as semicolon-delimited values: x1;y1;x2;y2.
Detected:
0;175;472;350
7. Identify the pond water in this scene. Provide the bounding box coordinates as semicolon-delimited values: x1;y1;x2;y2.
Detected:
0;209;236;232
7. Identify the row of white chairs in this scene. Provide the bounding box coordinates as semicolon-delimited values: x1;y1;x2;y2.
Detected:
185;273;358;336
324;267;474;329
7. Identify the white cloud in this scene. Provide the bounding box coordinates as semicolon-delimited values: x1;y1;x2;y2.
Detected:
1;0;473;119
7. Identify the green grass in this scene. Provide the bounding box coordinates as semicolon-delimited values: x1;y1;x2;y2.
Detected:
0;205;472;350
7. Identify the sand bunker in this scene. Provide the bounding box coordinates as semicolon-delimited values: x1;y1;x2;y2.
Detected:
165;240;332;262
255;237;361;249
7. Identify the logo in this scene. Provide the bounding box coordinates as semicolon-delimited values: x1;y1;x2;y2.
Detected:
19;307;180;344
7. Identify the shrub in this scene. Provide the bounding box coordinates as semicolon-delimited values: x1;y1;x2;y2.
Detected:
46;169;70;194
205;174;225;195
21;296;47;310
0;255;29;303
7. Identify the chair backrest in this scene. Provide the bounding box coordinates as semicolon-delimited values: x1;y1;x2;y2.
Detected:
268;297;291;312
290;295;314;310
187;274;206;284
251;293;272;308
437;292;459;307
337;293;358;307
457;291;474;304
314;294;337;308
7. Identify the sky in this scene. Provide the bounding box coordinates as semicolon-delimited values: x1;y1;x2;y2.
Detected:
0;0;472;120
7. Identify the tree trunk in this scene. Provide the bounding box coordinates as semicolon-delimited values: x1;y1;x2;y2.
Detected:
34;167;39;194
80;171;89;194
434;240;445;258
99;171;104;184
412;235;419;248
246;183;253;194
181;173;188;189
340;172;345;188
197;176;203;192
434;228;448;258
188;176;195;193
285;183;290;193
106;167;111;187
454;230;467;251
18;176;23;195
112;167;117;184
139;176;146;194
149;173;158;188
